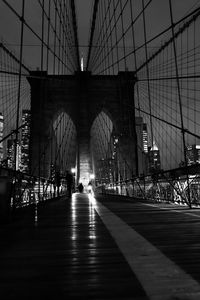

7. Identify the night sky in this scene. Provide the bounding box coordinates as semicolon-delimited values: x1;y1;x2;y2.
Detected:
0;0;199;69
0;0;200;171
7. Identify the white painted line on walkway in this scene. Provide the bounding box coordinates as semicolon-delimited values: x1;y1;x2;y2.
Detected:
90;196;200;300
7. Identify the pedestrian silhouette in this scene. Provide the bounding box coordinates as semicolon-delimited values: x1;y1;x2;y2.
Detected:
87;181;93;194
78;183;84;193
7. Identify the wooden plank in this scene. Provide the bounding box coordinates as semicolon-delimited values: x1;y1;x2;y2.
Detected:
97;195;200;289
0;195;147;299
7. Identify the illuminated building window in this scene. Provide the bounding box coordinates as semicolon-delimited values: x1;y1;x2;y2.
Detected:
21;110;31;173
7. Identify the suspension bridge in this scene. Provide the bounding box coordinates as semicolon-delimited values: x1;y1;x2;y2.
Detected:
1;0;200;298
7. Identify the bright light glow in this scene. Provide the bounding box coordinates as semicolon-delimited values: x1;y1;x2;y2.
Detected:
89;195;96;240
88;193;97;206
90;173;95;180
114;138;118;144
87;184;94;196
81;56;84;71
71;167;76;174
34;205;38;225
71;193;77;240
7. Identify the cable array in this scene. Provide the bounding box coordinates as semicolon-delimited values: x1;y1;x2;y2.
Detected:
0;1;80;207
88;0;200;206
1;0;200;207
135;7;200;171
90;111;133;184
0;42;30;160
87;1;200;170
1;0;80;74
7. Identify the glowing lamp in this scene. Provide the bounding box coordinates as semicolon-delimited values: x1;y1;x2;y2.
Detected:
71;168;76;174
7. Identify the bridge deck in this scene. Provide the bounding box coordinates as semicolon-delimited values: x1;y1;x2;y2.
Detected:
1;194;200;299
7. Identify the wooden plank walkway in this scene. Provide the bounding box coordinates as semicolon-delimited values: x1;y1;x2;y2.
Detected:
0;194;147;300
96;194;200;299
2;193;200;299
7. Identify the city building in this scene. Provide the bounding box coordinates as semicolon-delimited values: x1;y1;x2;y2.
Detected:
0;113;4;163
21;110;31;173
7;138;21;170
7;139;14;169
135;117;149;175
186;144;200;165
142;124;148;153
16;142;21;170
148;141;161;173
96;157;115;184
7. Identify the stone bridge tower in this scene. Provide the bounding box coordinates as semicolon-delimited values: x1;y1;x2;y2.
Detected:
28;71;139;184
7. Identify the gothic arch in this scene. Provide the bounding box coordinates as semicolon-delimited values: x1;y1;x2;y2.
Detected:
52;111;77;175
29;71;138;181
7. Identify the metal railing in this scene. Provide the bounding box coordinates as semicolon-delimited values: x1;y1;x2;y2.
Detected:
96;164;200;208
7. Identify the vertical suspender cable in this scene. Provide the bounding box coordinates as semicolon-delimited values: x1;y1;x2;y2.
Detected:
13;0;25;209
113;0;119;73
103;0;109;75
108;1;114;74
53;0;57;74
168;0;191;207
58;1;62;74
86;0;99;71
129;0;141;115
46;0;51;72
39;0;45;200
119;0;127;70
41;0;44;71
142;0;153;147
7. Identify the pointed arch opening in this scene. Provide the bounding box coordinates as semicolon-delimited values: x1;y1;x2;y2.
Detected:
52;111;77;177
90;111;117;185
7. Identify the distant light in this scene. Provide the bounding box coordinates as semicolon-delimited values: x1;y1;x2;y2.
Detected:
71;168;76;174
81;55;84;71
114;138;118;144
90;174;95;180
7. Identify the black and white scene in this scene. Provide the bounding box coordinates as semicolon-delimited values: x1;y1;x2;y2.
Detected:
0;0;200;299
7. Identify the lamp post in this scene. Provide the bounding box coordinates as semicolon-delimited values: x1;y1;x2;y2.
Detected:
90;173;95;180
